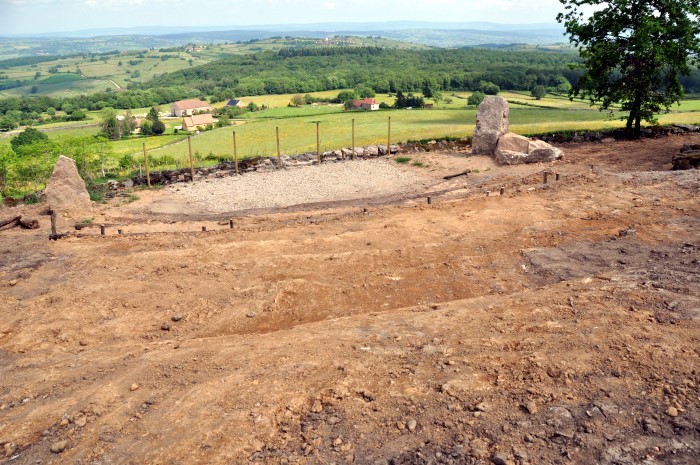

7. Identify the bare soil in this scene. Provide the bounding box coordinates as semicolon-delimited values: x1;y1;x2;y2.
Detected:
1;134;699;465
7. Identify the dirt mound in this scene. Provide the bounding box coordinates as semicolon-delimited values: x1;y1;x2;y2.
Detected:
0;134;699;465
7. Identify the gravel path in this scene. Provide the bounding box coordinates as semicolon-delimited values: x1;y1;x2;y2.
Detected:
165;159;431;213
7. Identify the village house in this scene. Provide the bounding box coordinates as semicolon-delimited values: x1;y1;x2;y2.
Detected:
351;98;379;111
225;99;246;108
171;98;212;117
182;114;216;132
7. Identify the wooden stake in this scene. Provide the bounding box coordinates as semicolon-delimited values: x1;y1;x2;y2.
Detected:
427;196;432;205
188;136;195;182
316;121;321;164
100;225;105;236
229;219;234;229
352;118;356;161
276;126;281;169
387;116;392;153
143;143;150;187
232;131;239;175
50;211;57;236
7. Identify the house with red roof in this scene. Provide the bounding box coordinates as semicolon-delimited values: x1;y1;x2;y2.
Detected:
171;98;212;117
351;98;379;111
182;114;216;132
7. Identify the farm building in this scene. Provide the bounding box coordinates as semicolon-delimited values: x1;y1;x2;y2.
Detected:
171;99;212;117
182;114;216;132
225;99;246;108
351;98;379;111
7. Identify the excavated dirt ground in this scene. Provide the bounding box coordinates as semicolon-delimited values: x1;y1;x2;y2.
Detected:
1;134;699;465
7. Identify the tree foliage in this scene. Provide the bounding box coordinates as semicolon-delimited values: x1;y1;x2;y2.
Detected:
10;127;49;152
558;0;700;137
151;120;166;135
467;91;486;106
531;85;547;100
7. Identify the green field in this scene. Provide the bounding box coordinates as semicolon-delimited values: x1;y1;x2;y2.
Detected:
141;108;608;162
2;92;698;173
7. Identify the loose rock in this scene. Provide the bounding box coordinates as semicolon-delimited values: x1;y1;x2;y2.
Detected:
407;419;417;432
50;440;68;454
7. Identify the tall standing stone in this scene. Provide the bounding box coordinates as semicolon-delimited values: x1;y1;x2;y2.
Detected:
472;96;509;155
44;155;91;212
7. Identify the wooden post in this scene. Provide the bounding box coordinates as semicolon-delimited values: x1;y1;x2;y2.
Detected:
229;219;234;229
387;116;392;154
188;136;195;182
427;196;432;205
500;186;505;196
143;143;151;187
276;126;281;169
202;226;207;232
556;173;561;182
118;229;123;235
544;172;549;184
100;225;105;236
232;131;239;175
352;119;356;161
316;121;321;164
50;211;57;236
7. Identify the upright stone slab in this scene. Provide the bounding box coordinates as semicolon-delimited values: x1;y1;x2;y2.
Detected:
44;155;91;212
472;96;509;155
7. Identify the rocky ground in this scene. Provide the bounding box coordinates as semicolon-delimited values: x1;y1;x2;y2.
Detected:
0;133;699;465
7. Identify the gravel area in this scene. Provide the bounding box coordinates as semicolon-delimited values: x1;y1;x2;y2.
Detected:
166;159;432;212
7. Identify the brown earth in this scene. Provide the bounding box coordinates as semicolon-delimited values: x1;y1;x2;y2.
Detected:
1;134;699;465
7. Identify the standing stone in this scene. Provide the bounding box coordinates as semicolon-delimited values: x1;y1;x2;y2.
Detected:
44;156;91;212
472;96;509;155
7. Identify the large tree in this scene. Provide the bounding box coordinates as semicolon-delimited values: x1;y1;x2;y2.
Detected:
557;0;700;137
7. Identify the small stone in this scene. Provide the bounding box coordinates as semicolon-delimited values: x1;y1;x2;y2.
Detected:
50;440;68;454
246;311;257;318
407;419;417;432
475;402;491;412
396;421;406;430
491;452;514;465
311;400;323;413
9;279;17;286
59;418;69;426
523;401;539;414
161;323;170;331
171;314;183;322
130;383;140;392
78;340;88;346
4;442;17;456
667;406;679;417
333;437;343;446
74;416;87;427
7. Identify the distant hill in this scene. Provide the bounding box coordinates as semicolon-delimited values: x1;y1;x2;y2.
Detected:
7;21;564;38
0;22;567;57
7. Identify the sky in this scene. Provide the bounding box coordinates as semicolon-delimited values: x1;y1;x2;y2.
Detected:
0;0;566;35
